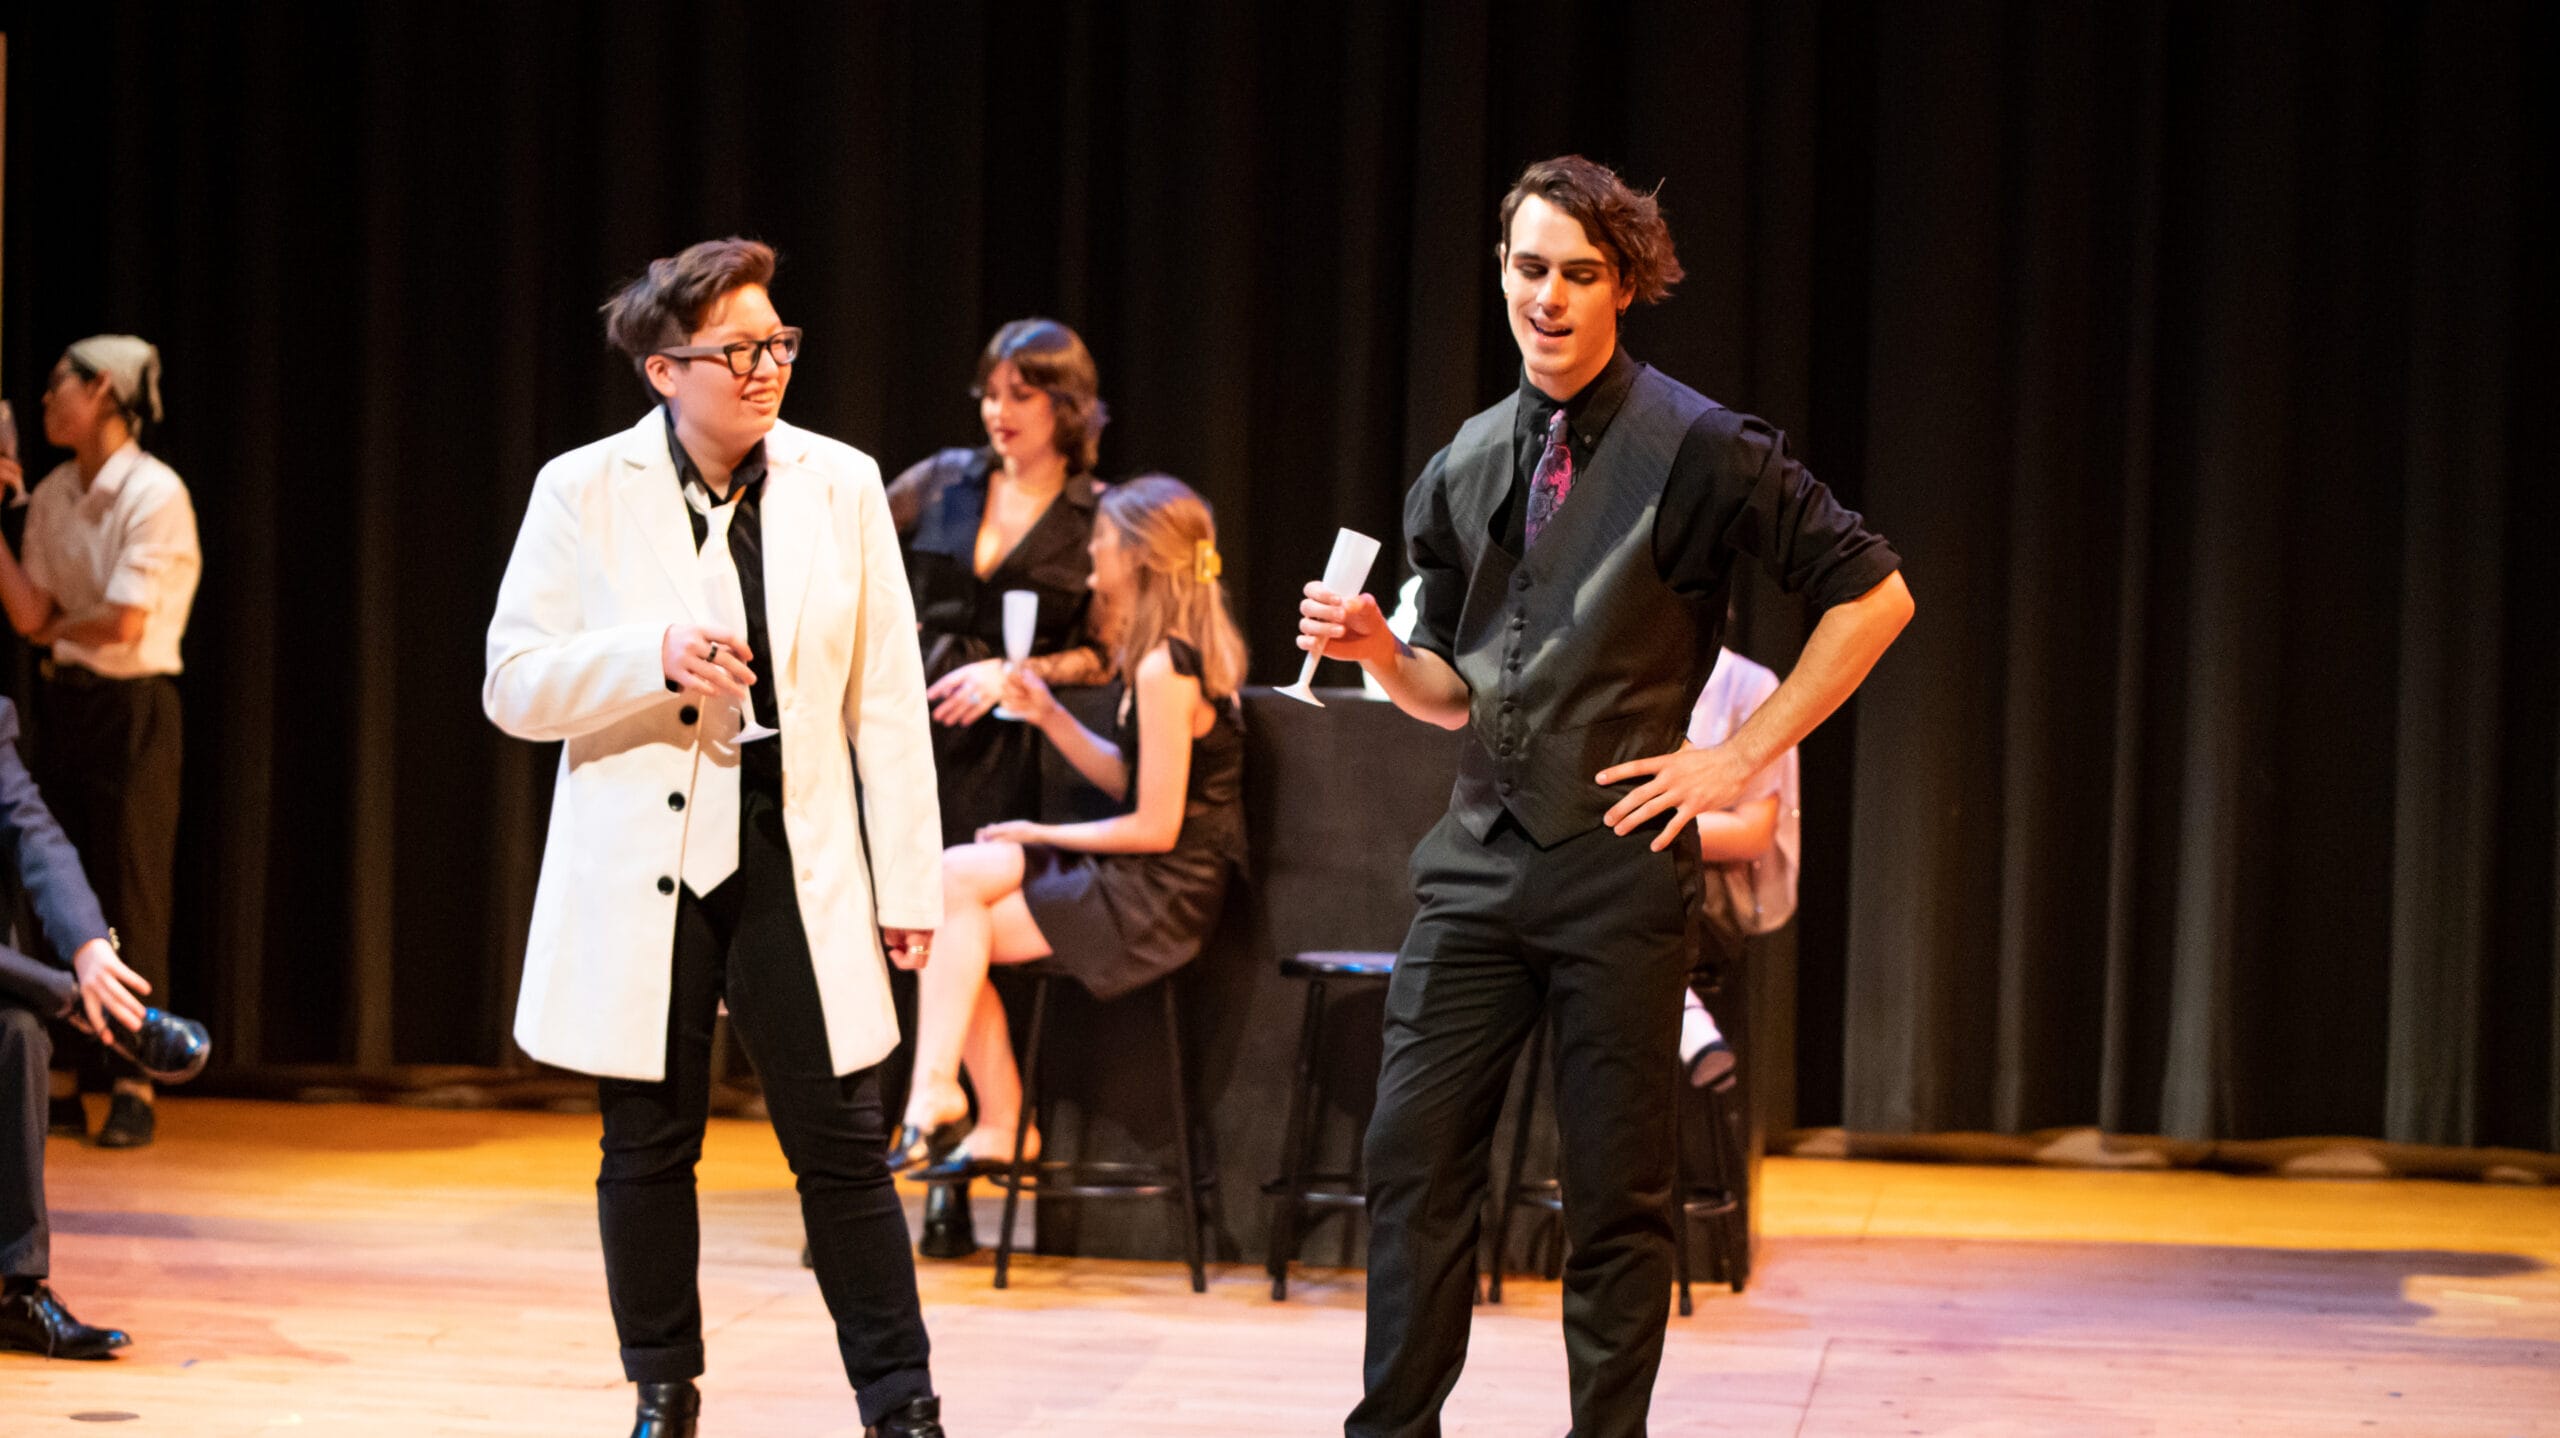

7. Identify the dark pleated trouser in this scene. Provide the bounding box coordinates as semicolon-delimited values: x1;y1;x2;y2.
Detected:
1349;812;1699;1438
594;785;934;1427
32;666;181;1090
1;964;71;1278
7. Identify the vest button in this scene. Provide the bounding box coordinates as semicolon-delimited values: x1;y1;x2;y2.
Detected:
679;705;699;725
667;793;685;811
656;876;675;895
1515;573;1533;591
1500;780;1516;795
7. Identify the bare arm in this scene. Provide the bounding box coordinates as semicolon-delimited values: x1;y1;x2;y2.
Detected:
1695;793;1780;863
1297;585;1472;729
34;601;145;649
0;460;62;637
1025;642;1113;687
1001;666;1130;799
984;647;1197;855
1601;570;1914;850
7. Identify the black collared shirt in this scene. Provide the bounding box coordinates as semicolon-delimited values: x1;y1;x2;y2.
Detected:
665;407;782;792
1408;344;1901;663
1497;344;1642;555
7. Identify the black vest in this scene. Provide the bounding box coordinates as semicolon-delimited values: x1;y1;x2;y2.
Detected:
1440;366;1723;845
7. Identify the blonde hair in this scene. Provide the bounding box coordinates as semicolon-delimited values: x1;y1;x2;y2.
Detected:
1099;475;1248;702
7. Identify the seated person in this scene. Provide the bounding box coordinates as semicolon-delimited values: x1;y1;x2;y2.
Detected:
888;475;1247;1180
1682;645;1801;1088
0;697;208;1359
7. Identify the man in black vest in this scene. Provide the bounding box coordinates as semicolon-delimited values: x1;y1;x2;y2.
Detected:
1303;156;1914;1437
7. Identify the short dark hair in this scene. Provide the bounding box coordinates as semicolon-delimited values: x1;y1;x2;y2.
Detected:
1496;156;1684;306
601;237;778;379
971;318;1109;475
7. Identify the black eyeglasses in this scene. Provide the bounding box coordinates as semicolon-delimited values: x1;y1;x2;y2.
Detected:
657;327;803;377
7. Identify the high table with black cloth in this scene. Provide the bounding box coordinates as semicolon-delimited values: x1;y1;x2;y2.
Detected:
1002;686;1763;1275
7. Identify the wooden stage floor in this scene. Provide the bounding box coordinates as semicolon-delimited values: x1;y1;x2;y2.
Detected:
6;1100;2556;1436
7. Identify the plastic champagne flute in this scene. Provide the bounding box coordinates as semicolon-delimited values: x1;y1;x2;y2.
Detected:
1275;528;1383;707
991;589;1040;721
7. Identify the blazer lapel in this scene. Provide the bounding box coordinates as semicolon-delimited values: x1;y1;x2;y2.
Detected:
758;420;821;692
611;410;709;624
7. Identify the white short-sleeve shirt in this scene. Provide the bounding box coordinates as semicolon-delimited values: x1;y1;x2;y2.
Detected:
1686;647;1801;934
22;441;202;677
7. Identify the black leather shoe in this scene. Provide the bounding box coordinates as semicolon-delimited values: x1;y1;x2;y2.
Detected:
864;1394;945;1438
0;1284;131;1359
94;1092;155;1149
885;1119;971;1175
108;1009;212;1085
916;1177;979;1259
46;1095;87;1139
630;1379;699;1438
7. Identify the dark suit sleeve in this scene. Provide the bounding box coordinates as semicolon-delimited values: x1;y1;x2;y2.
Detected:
1402;446;1465;664
1655;409;1902;612
0;701;110;970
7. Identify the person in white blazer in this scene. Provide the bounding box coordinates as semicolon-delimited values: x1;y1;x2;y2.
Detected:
483;238;948;1438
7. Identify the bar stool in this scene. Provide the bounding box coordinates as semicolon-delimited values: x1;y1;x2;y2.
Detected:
990;961;1214;1292
1484;1021;1750;1313
1263;950;1396;1300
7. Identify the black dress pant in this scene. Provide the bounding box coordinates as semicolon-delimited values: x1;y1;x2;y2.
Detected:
595;786;933;1425
1349;812;1699;1438
1;990;58;1279
33;667;181;1090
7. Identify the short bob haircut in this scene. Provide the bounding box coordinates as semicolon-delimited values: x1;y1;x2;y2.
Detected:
600;237;778;380
971;318;1109;475
1496;155;1684;306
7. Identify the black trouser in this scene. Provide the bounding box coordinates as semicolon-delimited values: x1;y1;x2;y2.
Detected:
1;987;62;1279
33;667;181;1090
1349;813;1699;1438
595;785;933;1425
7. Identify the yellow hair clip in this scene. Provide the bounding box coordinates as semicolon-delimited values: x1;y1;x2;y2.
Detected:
1194;539;1223;584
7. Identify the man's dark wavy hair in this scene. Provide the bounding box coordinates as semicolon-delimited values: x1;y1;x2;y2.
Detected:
1497;156;1684;305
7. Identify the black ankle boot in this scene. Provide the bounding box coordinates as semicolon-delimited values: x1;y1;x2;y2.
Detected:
917;1178;979;1259
630;1379;699;1438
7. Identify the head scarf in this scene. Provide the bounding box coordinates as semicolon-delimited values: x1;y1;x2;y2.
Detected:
63;335;165;430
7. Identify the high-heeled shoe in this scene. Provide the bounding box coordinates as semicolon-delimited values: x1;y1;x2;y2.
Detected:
915;1177;978;1259
885;1117;972;1174
916;1127;1043;1182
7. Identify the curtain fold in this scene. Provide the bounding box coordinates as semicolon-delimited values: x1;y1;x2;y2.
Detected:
2;0;2546;1147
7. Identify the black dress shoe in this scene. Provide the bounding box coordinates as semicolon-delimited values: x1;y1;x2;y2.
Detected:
885;1119;971;1175
0;1284;131;1359
916;1177;979;1259
94;1093;155;1149
864;1394;945;1438
630;1379;699;1438
46;1095;87;1139
107;1009;212;1085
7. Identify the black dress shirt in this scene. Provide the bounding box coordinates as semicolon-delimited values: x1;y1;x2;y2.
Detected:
1409;345;1901;664
665;408;782;794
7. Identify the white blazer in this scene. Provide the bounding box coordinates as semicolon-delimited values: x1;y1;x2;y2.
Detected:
484;409;943;1081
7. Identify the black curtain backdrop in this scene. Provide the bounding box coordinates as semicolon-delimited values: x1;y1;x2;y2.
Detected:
3;2;2550;1148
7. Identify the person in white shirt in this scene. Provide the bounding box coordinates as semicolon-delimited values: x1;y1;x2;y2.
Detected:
1682;646;1801;1087
0;335;201;1149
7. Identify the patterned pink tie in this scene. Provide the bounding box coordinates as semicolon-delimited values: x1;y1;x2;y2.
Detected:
1524;407;1573;548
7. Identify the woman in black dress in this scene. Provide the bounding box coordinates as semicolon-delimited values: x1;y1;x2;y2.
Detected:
886;318;1114;847
888;476;1247;1174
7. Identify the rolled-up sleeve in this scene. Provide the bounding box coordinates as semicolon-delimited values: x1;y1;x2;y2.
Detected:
104;488;202;612
1401;446;1465;663
1656;410;1901;612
